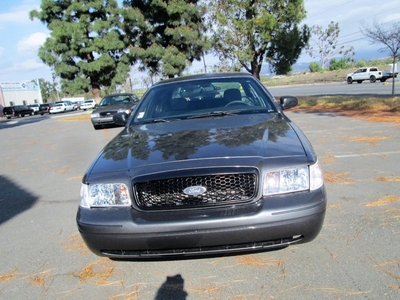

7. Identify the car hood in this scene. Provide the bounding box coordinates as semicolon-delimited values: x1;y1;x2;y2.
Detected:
94;103;132;113
87;113;308;175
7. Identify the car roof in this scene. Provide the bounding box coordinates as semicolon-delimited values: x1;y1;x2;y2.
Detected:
105;93;136;97
151;72;254;87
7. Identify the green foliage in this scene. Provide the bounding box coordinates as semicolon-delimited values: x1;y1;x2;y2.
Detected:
329;58;352;71
122;0;207;78
37;78;55;103
355;60;367;68
306;21;354;69
267;23;310;75
209;0;308;79
309;62;322;73
30;0;131;99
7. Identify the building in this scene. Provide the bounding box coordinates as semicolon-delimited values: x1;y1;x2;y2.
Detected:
0;80;43;117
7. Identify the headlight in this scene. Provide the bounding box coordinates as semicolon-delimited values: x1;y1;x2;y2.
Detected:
263;166;309;196
91;113;99;118
80;183;131;208
117;108;131;114
263;161;324;196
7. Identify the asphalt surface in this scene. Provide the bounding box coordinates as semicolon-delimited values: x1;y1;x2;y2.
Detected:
0;109;399;299
268;79;400;97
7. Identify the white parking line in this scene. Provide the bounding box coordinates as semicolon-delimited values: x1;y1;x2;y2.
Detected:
335;151;400;158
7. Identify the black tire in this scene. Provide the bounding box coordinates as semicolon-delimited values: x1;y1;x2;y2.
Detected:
357;81;362;84
93;125;102;130
18;113;22;118
6;117;11;119
347;77;353;84
380;78;386;82
370;75;376;83
30;112;34;116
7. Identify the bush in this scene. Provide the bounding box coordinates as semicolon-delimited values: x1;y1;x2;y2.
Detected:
309;62;322;73
329;58;351;70
355;60;367;68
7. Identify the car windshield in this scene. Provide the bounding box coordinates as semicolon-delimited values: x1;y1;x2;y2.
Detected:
99;95;134;107
131;77;277;125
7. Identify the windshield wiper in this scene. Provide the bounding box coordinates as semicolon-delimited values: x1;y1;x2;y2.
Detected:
187;110;240;119
148;119;170;123
144;118;182;124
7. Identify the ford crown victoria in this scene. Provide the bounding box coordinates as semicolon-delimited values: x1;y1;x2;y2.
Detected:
77;73;327;259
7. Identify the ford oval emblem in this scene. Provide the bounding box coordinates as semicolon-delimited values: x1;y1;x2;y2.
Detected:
183;186;207;196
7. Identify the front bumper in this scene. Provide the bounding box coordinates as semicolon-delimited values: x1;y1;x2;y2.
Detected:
77;187;327;258
91;116;114;126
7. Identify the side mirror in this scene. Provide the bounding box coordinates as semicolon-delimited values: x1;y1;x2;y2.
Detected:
113;112;129;126
280;96;298;110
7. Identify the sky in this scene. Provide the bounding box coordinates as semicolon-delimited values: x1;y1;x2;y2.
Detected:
0;0;399;84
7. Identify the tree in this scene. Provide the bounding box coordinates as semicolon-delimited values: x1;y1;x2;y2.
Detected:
122;0;207;78
361;21;400;97
267;22;310;75
30;0;132;102
209;0;308;79
306;21;354;69
37;78;55;103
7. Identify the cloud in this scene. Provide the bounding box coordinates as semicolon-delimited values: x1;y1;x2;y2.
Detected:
17;32;48;55
14;59;45;71
0;59;45;75
0;0;40;26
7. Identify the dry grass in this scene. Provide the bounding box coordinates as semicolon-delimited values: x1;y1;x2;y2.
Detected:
292;95;400;124
376;176;400;182
259;66;400;124
365;196;400;207
262;68;351;86
324;171;353;184
261;63;392;86
0;270;17;282
58;114;91;121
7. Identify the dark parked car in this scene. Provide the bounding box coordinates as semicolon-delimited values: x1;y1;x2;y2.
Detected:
38;103;51;115
2;105;34;119
77;73;327;259
90;93;140;130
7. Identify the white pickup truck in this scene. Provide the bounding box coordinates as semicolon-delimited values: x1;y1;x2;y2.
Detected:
346;64;398;84
346;67;382;84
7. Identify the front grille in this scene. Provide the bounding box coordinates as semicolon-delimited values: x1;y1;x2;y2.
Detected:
135;173;257;209
99;110;117;117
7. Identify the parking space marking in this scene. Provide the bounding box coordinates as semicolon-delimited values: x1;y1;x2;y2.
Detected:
334;150;400;158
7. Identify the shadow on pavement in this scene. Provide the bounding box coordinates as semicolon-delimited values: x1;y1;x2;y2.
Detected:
0;115;50;130
155;274;188;300
0;175;38;225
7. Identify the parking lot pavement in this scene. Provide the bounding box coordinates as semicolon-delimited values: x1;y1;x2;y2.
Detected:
0;112;399;299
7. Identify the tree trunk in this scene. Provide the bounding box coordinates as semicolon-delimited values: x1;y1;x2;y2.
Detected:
90;76;102;103
391;55;396;98
251;61;261;80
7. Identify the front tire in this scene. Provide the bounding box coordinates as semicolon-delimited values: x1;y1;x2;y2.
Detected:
357;81;362;84
370;75;376;83
347;77;353;84
93;125;102;130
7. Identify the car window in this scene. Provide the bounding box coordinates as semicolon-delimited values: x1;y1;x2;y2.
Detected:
131;77;276;125
99;95;135;107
